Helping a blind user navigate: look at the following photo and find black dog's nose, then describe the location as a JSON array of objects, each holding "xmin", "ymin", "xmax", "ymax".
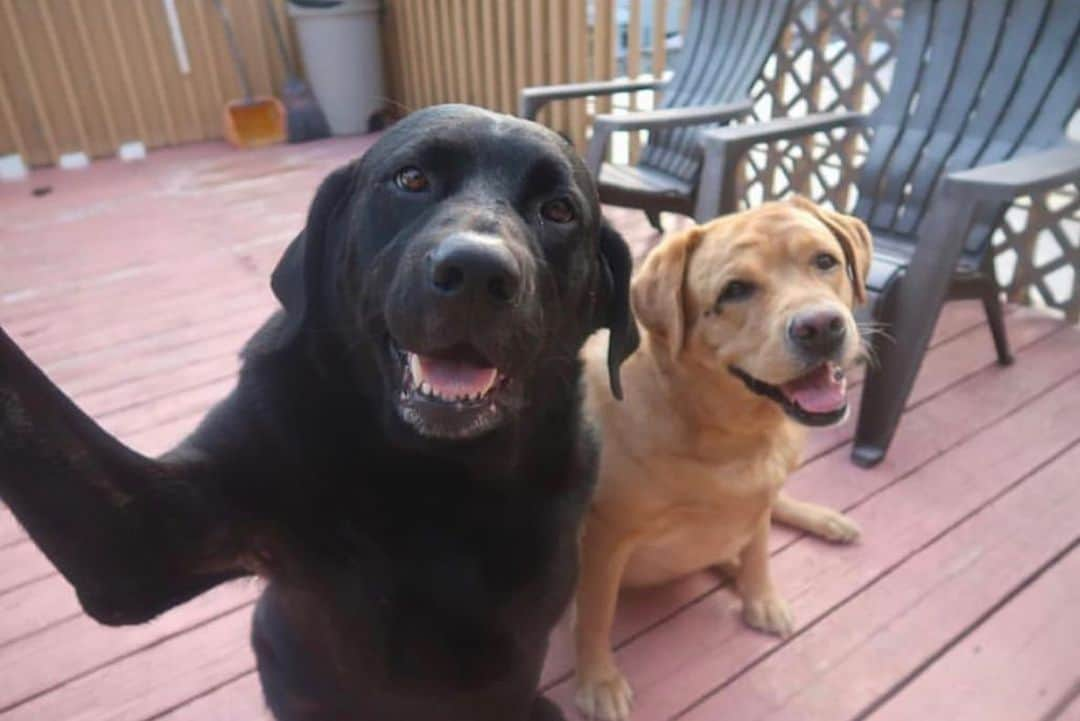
[
  {"xmin": 429, "ymin": 234, "xmax": 521, "ymax": 304},
  {"xmin": 789, "ymin": 310, "xmax": 846, "ymax": 358}
]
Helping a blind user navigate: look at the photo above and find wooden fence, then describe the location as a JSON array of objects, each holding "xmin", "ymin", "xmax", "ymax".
[
  {"xmin": 0, "ymin": 0, "xmax": 301, "ymax": 168},
  {"xmin": 383, "ymin": 0, "xmax": 692, "ymax": 159}
]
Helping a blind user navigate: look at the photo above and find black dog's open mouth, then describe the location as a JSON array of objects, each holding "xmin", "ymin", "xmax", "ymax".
[
  {"xmin": 729, "ymin": 363, "xmax": 849, "ymax": 427},
  {"xmin": 390, "ymin": 340, "xmax": 512, "ymax": 439}
]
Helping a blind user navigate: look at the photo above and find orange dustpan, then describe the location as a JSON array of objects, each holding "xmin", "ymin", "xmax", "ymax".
[{"xmin": 213, "ymin": 0, "xmax": 286, "ymax": 148}]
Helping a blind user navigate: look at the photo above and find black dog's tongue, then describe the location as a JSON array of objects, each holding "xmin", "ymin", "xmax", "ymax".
[{"xmin": 409, "ymin": 353, "xmax": 498, "ymax": 400}]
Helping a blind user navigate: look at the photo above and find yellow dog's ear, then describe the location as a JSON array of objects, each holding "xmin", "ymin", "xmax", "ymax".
[
  {"xmin": 788, "ymin": 196, "xmax": 873, "ymax": 305},
  {"xmin": 631, "ymin": 226, "xmax": 703, "ymax": 360}
]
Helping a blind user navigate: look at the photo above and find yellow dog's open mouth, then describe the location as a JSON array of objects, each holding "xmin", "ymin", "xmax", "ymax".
[{"xmin": 730, "ymin": 362, "xmax": 849, "ymax": 427}]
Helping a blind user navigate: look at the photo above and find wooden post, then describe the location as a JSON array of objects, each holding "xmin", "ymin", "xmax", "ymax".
[{"xmin": 627, "ymin": 0, "xmax": 642, "ymax": 164}]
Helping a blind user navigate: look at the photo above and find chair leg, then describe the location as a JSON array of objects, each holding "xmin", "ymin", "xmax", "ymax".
[
  {"xmin": 644, "ymin": 209, "xmax": 664, "ymax": 234},
  {"xmin": 979, "ymin": 283, "xmax": 1013, "ymax": 366},
  {"xmin": 853, "ymin": 195, "xmax": 988, "ymax": 468},
  {"xmin": 851, "ymin": 282, "xmax": 912, "ymax": 468}
]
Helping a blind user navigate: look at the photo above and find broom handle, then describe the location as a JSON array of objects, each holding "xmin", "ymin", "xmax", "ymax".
[
  {"xmin": 264, "ymin": 0, "xmax": 299, "ymax": 81},
  {"xmin": 211, "ymin": 0, "xmax": 255, "ymax": 101}
]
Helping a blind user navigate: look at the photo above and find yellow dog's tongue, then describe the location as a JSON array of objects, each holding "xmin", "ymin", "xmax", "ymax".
[{"xmin": 780, "ymin": 364, "xmax": 847, "ymax": 414}]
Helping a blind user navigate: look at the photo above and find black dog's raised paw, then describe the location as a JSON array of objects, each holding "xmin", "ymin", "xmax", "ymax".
[{"xmin": 531, "ymin": 696, "xmax": 567, "ymax": 721}]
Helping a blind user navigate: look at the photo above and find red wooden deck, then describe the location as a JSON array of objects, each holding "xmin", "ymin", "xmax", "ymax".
[{"xmin": 1, "ymin": 136, "xmax": 1078, "ymax": 721}]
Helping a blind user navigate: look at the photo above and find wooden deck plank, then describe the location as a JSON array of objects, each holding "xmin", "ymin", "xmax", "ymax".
[
  {"xmin": 34, "ymin": 306, "xmax": 266, "ymax": 387},
  {"xmin": 2, "ymin": 205, "xmax": 291, "ymax": 303},
  {"xmin": 55, "ymin": 323, "xmax": 255, "ymax": 399},
  {"xmin": 2, "ymin": 243, "xmax": 275, "ymax": 323},
  {"xmin": 2, "ymin": 248, "xmax": 274, "ymax": 330},
  {"xmin": 539, "ymin": 324, "xmax": 1080, "ymax": 693},
  {"xmin": 75, "ymin": 353, "xmax": 242, "ymax": 421},
  {"xmin": 0, "ymin": 575, "xmax": 81, "ymax": 649},
  {"xmin": 544, "ymin": 348, "xmax": 1080, "ymax": 718},
  {"xmin": 94, "ymin": 377, "xmax": 236, "ymax": 440},
  {"xmin": 154, "ymin": 672, "xmax": 267, "ymax": 721},
  {"xmin": 1, "ymin": 607, "xmax": 255, "ymax": 721},
  {"xmin": 680, "ymin": 442, "xmax": 1080, "ymax": 721},
  {"xmin": 0, "ymin": 583, "xmax": 258, "ymax": 712},
  {"xmin": 1056, "ymin": 689, "xmax": 1080, "ymax": 721},
  {"xmin": 17, "ymin": 289, "xmax": 270, "ymax": 367},
  {"xmin": 0, "ymin": 507, "xmax": 19, "ymax": 547},
  {"xmin": 0, "ymin": 145, "xmax": 373, "ymax": 299},
  {"xmin": 0, "ymin": 542, "xmax": 54, "ymax": 595},
  {"xmin": 866, "ymin": 545, "xmax": 1080, "ymax": 721}
]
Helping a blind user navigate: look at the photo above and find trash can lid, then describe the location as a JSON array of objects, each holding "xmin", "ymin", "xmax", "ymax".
[{"xmin": 286, "ymin": 0, "xmax": 380, "ymax": 18}]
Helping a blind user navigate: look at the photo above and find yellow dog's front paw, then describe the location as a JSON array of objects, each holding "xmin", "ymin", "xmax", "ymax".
[
  {"xmin": 742, "ymin": 595, "xmax": 794, "ymax": 637},
  {"xmin": 575, "ymin": 665, "xmax": 634, "ymax": 721}
]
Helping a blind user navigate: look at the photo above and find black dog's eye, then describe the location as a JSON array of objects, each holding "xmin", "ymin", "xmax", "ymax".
[
  {"xmin": 717, "ymin": 280, "xmax": 755, "ymax": 304},
  {"xmin": 540, "ymin": 198, "xmax": 576, "ymax": 224},
  {"xmin": 395, "ymin": 167, "xmax": 429, "ymax": 192},
  {"xmin": 814, "ymin": 252, "xmax": 839, "ymax": 271}
]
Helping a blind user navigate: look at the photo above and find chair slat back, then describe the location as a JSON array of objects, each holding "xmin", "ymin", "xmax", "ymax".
[
  {"xmin": 639, "ymin": 0, "xmax": 793, "ymax": 184},
  {"xmin": 854, "ymin": 0, "xmax": 1080, "ymax": 258}
]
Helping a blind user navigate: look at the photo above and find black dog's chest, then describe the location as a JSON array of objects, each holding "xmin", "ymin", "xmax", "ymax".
[
  {"xmin": 254, "ymin": 485, "xmax": 580, "ymax": 720},
  {"xmin": 341, "ymin": 483, "xmax": 576, "ymax": 624},
  {"xmin": 270, "ymin": 477, "xmax": 579, "ymax": 663}
]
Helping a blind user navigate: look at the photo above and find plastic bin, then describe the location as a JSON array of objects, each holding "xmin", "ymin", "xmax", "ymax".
[{"xmin": 287, "ymin": 0, "xmax": 384, "ymax": 135}]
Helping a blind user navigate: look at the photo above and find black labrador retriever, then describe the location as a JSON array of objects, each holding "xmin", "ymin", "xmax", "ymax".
[{"xmin": 0, "ymin": 105, "xmax": 638, "ymax": 721}]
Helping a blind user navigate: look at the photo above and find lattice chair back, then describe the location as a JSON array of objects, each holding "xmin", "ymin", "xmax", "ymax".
[
  {"xmin": 853, "ymin": 0, "xmax": 1080, "ymax": 263},
  {"xmin": 639, "ymin": 0, "xmax": 793, "ymax": 185}
]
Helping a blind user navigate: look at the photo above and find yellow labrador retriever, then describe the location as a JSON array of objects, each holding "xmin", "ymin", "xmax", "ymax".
[{"xmin": 573, "ymin": 197, "xmax": 872, "ymax": 720}]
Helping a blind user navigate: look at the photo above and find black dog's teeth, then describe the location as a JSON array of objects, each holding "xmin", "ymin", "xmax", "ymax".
[{"xmin": 412, "ymin": 379, "xmax": 499, "ymax": 404}]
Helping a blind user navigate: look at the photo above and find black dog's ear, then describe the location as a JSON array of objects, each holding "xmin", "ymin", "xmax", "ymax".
[
  {"xmin": 597, "ymin": 221, "xmax": 640, "ymax": 400},
  {"xmin": 270, "ymin": 164, "xmax": 355, "ymax": 343}
]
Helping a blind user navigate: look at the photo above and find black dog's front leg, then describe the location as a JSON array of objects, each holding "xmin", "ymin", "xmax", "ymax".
[
  {"xmin": 0, "ymin": 326, "xmax": 248, "ymax": 624},
  {"xmin": 531, "ymin": 696, "xmax": 567, "ymax": 721}
]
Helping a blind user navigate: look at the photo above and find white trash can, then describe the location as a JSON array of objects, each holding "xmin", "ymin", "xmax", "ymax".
[{"xmin": 287, "ymin": 0, "xmax": 384, "ymax": 136}]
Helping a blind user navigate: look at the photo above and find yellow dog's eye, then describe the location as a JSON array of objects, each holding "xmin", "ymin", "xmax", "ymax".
[
  {"xmin": 814, "ymin": 253, "xmax": 839, "ymax": 271},
  {"xmin": 395, "ymin": 167, "xmax": 429, "ymax": 192},
  {"xmin": 718, "ymin": 280, "xmax": 755, "ymax": 305}
]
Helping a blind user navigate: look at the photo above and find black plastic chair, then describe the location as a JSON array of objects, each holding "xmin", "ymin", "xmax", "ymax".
[
  {"xmin": 520, "ymin": 0, "xmax": 793, "ymax": 232},
  {"xmin": 694, "ymin": 0, "xmax": 1080, "ymax": 467}
]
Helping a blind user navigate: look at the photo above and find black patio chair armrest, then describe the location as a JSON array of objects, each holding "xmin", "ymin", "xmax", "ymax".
[
  {"xmin": 942, "ymin": 143, "xmax": 1080, "ymax": 203},
  {"xmin": 700, "ymin": 111, "xmax": 867, "ymax": 152},
  {"xmin": 519, "ymin": 77, "xmax": 670, "ymax": 120},
  {"xmin": 583, "ymin": 100, "xmax": 753, "ymax": 177},
  {"xmin": 592, "ymin": 99, "xmax": 754, "ymax": 132},
  {"xmin": 693, "ymin": 111, "xmax": 868, "ymax": 221}
]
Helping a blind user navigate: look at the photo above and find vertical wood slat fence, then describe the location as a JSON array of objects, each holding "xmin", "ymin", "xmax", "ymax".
[
  {"xmin": 385, "ymin": 0, "xmax": 595, "ymax": 153},
  {"xmin": 0, "ymin": 0, "xmax": 300, "ymax": 168},
  {"xmin": 383, "ymin": 0, "xmax": 680, "ymax": 161}
]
